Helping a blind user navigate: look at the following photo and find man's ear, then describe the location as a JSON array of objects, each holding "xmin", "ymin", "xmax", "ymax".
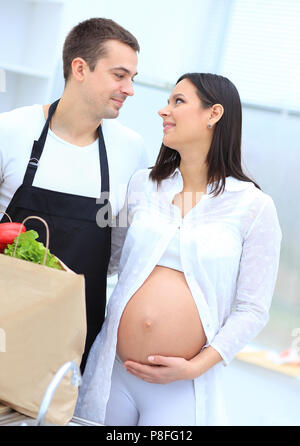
[{"xmin": 71, "ymin": 57, "xmax": 88, "ymax": 82}]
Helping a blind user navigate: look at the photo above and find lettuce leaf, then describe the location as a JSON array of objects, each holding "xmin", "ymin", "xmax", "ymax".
[{"xmin": 4, "ymin": 230, "xmax": 63, "ymax": 270}]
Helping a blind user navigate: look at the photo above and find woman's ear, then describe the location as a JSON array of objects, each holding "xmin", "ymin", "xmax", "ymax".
[{"xmin": 210, "ymin": 104, "xmax": 224, "ymax": 124}]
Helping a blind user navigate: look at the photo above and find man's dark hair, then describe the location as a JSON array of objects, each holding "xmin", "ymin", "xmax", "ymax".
[{"xmin": 63, "ymin": 18, "xmax": 140, "ymax": 82}]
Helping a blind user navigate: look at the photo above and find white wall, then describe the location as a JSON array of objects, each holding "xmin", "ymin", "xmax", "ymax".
[
  {"xmin": 59, "ymin": 0, "xmax": 223, "ymax": 85},
  {"xmin": 48, "ymin": 0, "xmax": 230, "ymax": 103}
]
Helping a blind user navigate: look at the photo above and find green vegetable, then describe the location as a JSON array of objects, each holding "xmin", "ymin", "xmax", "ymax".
[{"xmin": 4, "ymin": 230, "xmax": 63, "ymax": 270}]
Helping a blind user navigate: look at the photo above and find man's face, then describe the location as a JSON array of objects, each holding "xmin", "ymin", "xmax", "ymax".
[{"xmin": 82, "ymin": 40, "xmax": 138, "ymax": 119}]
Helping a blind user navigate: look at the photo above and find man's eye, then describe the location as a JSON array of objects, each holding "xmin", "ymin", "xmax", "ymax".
[{"xmin": 115, "ymin": 73, "xmax": 124, "ymax": 79}]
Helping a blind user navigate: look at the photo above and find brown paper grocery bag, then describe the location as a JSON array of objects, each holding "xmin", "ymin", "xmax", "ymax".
[{"xmin": 0, "ymin": 216, "xmax": 87, "ymax": 425}]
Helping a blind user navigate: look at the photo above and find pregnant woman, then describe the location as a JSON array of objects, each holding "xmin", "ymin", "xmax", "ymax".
[{"xmin": 75, "ymin": 73, "xmax": 282, "ymax": 426}]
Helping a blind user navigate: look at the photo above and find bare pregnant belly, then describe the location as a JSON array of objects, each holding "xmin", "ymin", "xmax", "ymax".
[{"xmin": 116, "ymin": 266, "xmax": 207, "ymax": 365}]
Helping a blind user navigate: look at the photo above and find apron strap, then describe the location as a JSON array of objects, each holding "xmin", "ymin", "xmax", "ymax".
[
  {"xmin": 23, "ymin": 100, "xmax": 60, "ymax": 186},
  {"xmin": 98, "ymin": 124, "xmax": 109, "ymax": 195}
]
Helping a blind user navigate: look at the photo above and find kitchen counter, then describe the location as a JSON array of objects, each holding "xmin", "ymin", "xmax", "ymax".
[
  {"xmin": 0, "ymin": 405, "xmax": 102, "ymax": 426},
  {"xmin": 235, "ymin": 348, "xmax": 300, "ymax": 378}
]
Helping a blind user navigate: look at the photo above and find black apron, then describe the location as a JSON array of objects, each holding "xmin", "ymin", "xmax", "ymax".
[{"xmin": 1, "ymin": 100, "xmax": 112, "ymax": 372}]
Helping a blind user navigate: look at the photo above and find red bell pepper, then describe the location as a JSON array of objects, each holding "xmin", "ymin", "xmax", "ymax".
[{"xmin": 0, "ymin": 222, "xmax": 26, "ymax": 253}]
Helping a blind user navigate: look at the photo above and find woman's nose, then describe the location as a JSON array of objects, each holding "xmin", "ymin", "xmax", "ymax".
[{"xmin": 158, "ymin": 105, "xmax": 170, "ymax": 117}]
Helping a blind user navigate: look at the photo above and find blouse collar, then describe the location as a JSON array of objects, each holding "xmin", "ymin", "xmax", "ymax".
[{"xmin": 169, "ymin": 168, "xmax": 253, "ymax": 193}]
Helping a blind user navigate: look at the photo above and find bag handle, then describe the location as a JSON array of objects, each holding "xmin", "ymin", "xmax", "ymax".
[
  {"xmin": 13, "ymin": 216, "xmax": 50, "ymax": 266},
  {"xmin": 0, "ymin": 211, "xmax": 12, "ymax": 222}
]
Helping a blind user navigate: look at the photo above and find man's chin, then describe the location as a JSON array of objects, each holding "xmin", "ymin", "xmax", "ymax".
[{"xmin": 103, "ymin": 108, "xmax": 120, "ymax": 119}]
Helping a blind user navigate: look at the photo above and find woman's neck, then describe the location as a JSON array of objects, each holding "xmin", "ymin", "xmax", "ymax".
[{"xmin": 179, "ymin": 153, "xmax": 208, "ymax": 193}]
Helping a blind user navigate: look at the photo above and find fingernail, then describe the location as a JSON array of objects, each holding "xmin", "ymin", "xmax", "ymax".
[{"xmin": 148, "ymin": 356, "xmax": 154, "ymax": 361}]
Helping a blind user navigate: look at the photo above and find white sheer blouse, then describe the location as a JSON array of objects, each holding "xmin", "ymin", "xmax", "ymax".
[{"xmin": 75, "ymin": 168, "xmax": 282, "ymax": 426}]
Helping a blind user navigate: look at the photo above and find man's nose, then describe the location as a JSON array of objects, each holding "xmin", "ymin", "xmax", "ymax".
[{"xmin": 121, "ymin": 79, "xmax": 134, "ymax": 97}]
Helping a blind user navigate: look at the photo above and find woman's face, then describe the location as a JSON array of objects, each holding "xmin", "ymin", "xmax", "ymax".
[{"xmin": 158, "ymin": 78, "xmax": 212, "ymax": 151}]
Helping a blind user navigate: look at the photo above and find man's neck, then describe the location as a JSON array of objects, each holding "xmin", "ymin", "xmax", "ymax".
[{"xmin": 43, "ymin": 94, "xmax": 101, "ymax": 147}]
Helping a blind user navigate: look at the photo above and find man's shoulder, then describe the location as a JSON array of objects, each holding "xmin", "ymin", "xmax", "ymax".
[
  {"xmin": 102, "ymin": 119, "xmax": 143, "ymax": 144},
  {"xmin": 0, "ymin": 104, "xmax": 43, "ymax": 133}
]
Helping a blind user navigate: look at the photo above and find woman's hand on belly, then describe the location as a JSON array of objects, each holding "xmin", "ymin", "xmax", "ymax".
[
  {"xmin": 123, "ymin": 354, "xmax": 198, "ymax": 384},
  {"xmin": 123, "ymin": 345, "xmax": 224, "ymax": 383},
  {"xmin": 124, "ymin": 346, "xmax": 224, "ymax": 383}
]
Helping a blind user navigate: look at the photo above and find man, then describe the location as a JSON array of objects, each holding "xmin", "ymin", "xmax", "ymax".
[{"xmin": 0, "ymin": 18, "xmax": 148, "ymax": 371}]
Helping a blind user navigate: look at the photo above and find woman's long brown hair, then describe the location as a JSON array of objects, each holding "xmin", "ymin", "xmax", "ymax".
[{"xmin": 149, "ymin": 73, "xmax": 260, "ymax": 195}]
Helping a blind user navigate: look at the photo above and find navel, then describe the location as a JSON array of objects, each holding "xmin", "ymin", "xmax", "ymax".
[{"xmin": 143, "ymin": 319, "xmax": 153, "ymax": 329}]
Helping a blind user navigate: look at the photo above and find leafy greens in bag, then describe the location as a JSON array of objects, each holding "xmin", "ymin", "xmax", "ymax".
[{"xmin": 4, "ymin": 230, "xmax": 63, "ymax": 270}]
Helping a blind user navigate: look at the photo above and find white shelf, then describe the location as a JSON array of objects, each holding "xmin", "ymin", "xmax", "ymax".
[
  {"xmin": 0, "ymin": 62, "xmax": 49, "ymax": 79},
  {"xmin": 0, "ymin": 0, "xmax": 65, "ymax": 112}
]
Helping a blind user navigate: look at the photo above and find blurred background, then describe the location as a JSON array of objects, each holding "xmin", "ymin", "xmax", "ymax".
[{"xmin": 0, "ymin": 0, "xmax": 299, "ymax": 425}]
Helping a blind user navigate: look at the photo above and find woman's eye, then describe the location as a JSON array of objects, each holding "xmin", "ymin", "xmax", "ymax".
[{"xmin": 175, "ymin": 98, "xmax": 184, "ymax": 104}]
